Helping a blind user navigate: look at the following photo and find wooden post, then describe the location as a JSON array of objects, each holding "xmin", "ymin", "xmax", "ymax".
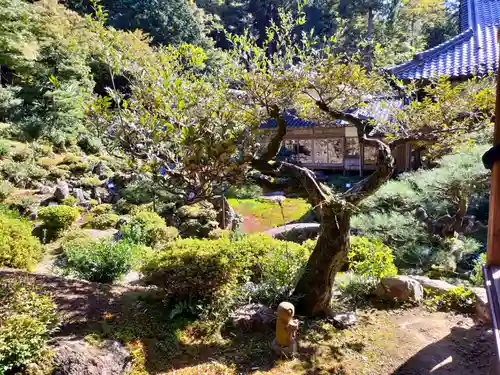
[
  {"xmin": 487, "ymin": 29, "xmax": 500, "ymax": 266},
  {"xmin": 359, "ymin": 143, "xmax": 364, "ymax": 177}
]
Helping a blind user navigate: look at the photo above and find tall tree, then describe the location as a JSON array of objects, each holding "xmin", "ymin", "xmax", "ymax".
[{"xmin": 88, "ymin": 3, "xmax": 494, "ymax": 316}]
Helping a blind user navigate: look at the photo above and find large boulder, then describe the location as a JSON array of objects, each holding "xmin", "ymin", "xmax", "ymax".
[
  {"xmin": 93, "ymin": 186, "xmax": 113, "ymax": 204},
  {"xmin": 376, "ymin": 276, "xmax": 424, "ymax": 303},
  {"xmin": 408, "ymin": 276, "xmax": 455, "ymax": 295},
  {"xmin": 54, "ymin": 182, "xmax": 70, "ymax": 202},
  {"xmin": 471, "ymin": 287, "xmax": 491, "ymax": 324},
  {"xmin": 73, "ymin": 188, "xmax": 88, "ymax": 206},
  {"xmin": 52, "ymin": 339, "xmax": 131, "ymax": 375},
  {"xmin": 228, "ymin": 303, "xmax": 275, "ymax": 332},
  {"xmin": 274, "ymin": 224, "xmax": 321, "ymax": 244}
]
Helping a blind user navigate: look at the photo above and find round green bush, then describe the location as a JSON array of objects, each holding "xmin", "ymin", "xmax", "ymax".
[
  {"xmin": 0, "ymin": 212, "xmax": 43, "ymax": 270},
  {"xmin": 89, "ymin": 213, "xmax": 120, "ymax": 229},
  {"xmin": 61, "ymin": 239, "xmax": 140, "ymax": 283},
  {"xmin": 90, "ymin": 203, "xmax": 113, "ymax": 216},
  {"xmin": 0, "ymin": 281, "xmax": 60, "ymax": 372},
  {"xmin": 142, "ymin": 234, "xmax": 311, "ymax": 305},
  {"xmin": 348, "ymin": 236, "xmax": 398, "ymax": 280},
  {"xmin": 38, "ymin": 205, "xmax": 79, "ymax": 232},
  {"xmin": 61, "ymin": 195, "xmax": 77, "ymax": 207},
  {"xmin": 121, "ymin": 211, "xmax": 178, "ymax": 248},
  {"xmin": 77, "ymin": 134, "xmax": 102, "ymax": 155}
]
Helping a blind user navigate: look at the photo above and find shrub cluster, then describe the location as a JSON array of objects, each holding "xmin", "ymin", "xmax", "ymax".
[
  {"xmin": 89, "ymin": 213, "xmax": 120, "ymax": 229},
  {"xmin": 38, "ymin": 205, "xmax": 79, "ymax": 237},
  {"xmin": 348, "ymin": 236, "xmax": 398, "ymax": 280},
  {"xmin": 142, "ymin": 234, "xmax": 312, "ymax": 328},
  {"xmin": 121, "ymin": 211, "xmax": 178, "ymax": 248},
  {"xmin": 0, "ymin": 280, "xmax": 60, "ymax": 373},
  {"xmin": 60, "ymin": 238, "xmax": 146, "ymax": 283},
  {"xmin": 0, "ymin": 210, "xmax": 43, "ymax": 270},
  {"xmin": 176, "ymin": 201, "xmax": 219, "ymax": 238}
]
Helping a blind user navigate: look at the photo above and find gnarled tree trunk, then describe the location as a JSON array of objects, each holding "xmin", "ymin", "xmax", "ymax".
[
  {"xmin": 292, "ymin": 202, "xmax": 351, "ymax": 315},
  {"xmin": 252, "ymin": 104, "xmax": 395, "ymax": 316}
]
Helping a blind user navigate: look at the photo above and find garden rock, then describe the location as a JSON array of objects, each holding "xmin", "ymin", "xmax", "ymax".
[
  {"xmin": 229, "ymin": 303, "xmax": 275, "ymax": 332},
  {"xmin": 211, "ymin": 195, "xmax": 238, "ymax": 230},
  {"xmin": 93, "ymin": 161, "xmax": 106, "ymax": 177},
  {"xmin": 93, "ymin": 186, "xmax": 113, "ymax": 204},
  {"xmin": 471, "ymin": 287, "xmax": 491, "ymax": 324},
  {"xmin": 54, "ymin": 182, "xmax": 70, "ymax": 202},
  {"xmin": 274, "ymin": 224, "xmax": 320, "ymax": 244},
  {"xmin": 376, "ymin": 276, "xmax": 424, "ymax": 302},
  {"xmin": 74, "ymin": 188, "xmax": 88, "ymax": 205},
  {"xmin": 332, "ymin": 312, "xmax": 357, "ymax": 329},
  {"xmin": 52, "ymin": 338, "xmax": 131, "ymax": 375},
  {"xmin": 116, "ymin": 216, "xmax": 131, "ymax": 228},
  {"xmin": 409, "ymin": 276, "xmax": 455, "ymax": 295},
  {"xmin": 37, "ymin": 184, "xmax": 55, "ymax": 195}
]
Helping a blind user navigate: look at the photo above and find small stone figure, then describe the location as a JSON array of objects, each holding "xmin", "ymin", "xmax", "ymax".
[{"xmin": 272, "ymin": 301, "xmax": 299, "ymax": 357}]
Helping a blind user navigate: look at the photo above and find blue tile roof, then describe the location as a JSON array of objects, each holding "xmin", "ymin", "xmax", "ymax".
[
  {"xmin": 387, "ymin": 0, "xmax": 500, "ymax": 81},
  {"xmin": 261, "ymin": 99, "xmax": 403, "ymax": 129}
]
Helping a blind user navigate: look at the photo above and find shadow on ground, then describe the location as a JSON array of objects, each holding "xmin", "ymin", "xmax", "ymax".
[
  {"xmin": 0, "ymin": 268, "xmax": 293, "ymax": 374},
  {"xmin": 392, "ymin": 324, "xmax": 496, "ymax": 375}
]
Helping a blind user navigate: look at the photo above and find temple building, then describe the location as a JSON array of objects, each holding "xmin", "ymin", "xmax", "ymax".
[{"xmin": 266, "ymin": 0, "xmax": 500, "ymax": 175}]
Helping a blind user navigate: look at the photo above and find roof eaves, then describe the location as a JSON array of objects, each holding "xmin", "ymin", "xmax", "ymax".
[{"xmin": 386, "ymin": 28, "xmax": 474, "ymax": 77}]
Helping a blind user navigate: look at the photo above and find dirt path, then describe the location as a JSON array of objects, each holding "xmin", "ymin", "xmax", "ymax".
[{"xmin": 0, "ymin": 268, "xmax": 496, "ymax": 374}]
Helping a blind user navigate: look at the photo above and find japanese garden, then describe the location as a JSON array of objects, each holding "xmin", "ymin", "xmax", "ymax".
[{"xmin": 0, "ymin": 0, "xmax": 499, "ymax": 374}]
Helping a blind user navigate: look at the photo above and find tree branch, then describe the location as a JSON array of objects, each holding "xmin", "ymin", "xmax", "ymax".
[
  {"xmin": 252, "ymin": 159, "xmax": 329, "ymax": 208},
  {"xmin": 315, "ymin": 100, "xmax": 395, "ymax": 205},
  {"xmin": 259, "ymin": 105, "xmax": 287, "ymax": 162}
]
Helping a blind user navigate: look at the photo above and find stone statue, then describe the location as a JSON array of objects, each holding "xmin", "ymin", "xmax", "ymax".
[{"xmin": 272, "ymin": 301, "xmax": 299, "ymax": 357}]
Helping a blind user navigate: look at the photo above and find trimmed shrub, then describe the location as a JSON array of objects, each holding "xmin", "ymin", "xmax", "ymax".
[
  {"xmin": 0, "ymin": 180, "xmax": 14, "ymax": 202},
  {"xmin": 208, "ymin": 228, "xmax": 230, "ymax": 239},
  {"xmin": 38, "ymin": 206, "xmax": 79, "ymax": 233},
  {"xmin": 59, "ymin": 154, "xmax": 81, "ymax": 165},
  {"xmin": 142, "ymin": 234, "xmax": 311, "ymax": 321},
  {"xmin": 226, "ymin": 184, "xmax": 263, "ymax": 199},
  {"xmin": 122, "ymin": 179, "xmax": 155, "ymax": 204},
  {"xmin": 12, "ymin": 147, "xmax": 32, "ymax": 162},
  {"xmin": 48, "ymin": 167, "xmax": 69, "ymax": 180},
  {"xmin": 77, "ymin": 134, "xmax": 102, "ymax": 155},
  {"xmin": 61, "ymin": 195, "xmax": 78, "ymax": 207},
  {"xmin": 68, "ymin": 161, "xmax": 89, "ymax": 173},
  {"xmin": 0, "ymin": 161, "xmax": 49, "ymax": 187},
  {"xmin": 36, "ymin": 157, "xmax": 59, "ymax": 169},
  {"xmin": 352, "ymin": 212, "xmax": 437, "ymax": 269},
  {"xmin": 60, "ymin": 239, "xmax": 141, "ymax": 283},
  {"xmin": 425, "ymin": 286, "xmax": 476, "ymax": 313},
  {"xmin": 177, "ymin": 201, "xmax": 219, "ymax": 238},
  {"xmin": 79, "ymin": 176, "xmax": 102, "ymax": 188},
  {"xmin": 348, "ymin": 236, "xmax": 398, "ymax": 280},
  {"xmin": 0, "ymin": 280, "xmax": 60, "ymax": 372},
  {"xmin": 89, "ymin": 213, "xmax": 120, "ymax": 229},
  {"xmin": 121, "ymin": 211, "xmax": 178, "ymax": 248},
  {"xmin": 90, "ymin": 203, "xmax": 113, "ymax": 216},
  {"xmin": 60, "ymin": 228, "xmax": 92, "ymax": 248},
  {"xmin": 0, "ymin": 212, "xmax": 43, "ymax": 270},
  {"xmin": 0, "ymin": 140, "xmax": 9, "ymax": 157}
]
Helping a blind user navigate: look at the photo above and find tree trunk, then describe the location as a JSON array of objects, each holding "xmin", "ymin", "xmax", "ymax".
[
  {"xmin": 292, "ymin": 202, "xmax": 351, "ymax": 316},
  {"xmin": 367, "ymin": 6, "xmax": 374, "ymax": 70}
]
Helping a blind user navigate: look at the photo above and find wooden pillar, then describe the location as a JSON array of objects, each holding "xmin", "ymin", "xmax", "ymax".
[
  {"xmin": 342, "ymin": 136, "xmax": 347, "ymax": 176},
  {"xmin": 359, "ymin": 143, "xmax": 364, "ymax": 177},
  {"xmin": 405, "ymin": 143, "xmax": 412, "ymax": 172},
  {"xmin": 486, "ymin": 32, "xmax": 500, "ymax": 266}
]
